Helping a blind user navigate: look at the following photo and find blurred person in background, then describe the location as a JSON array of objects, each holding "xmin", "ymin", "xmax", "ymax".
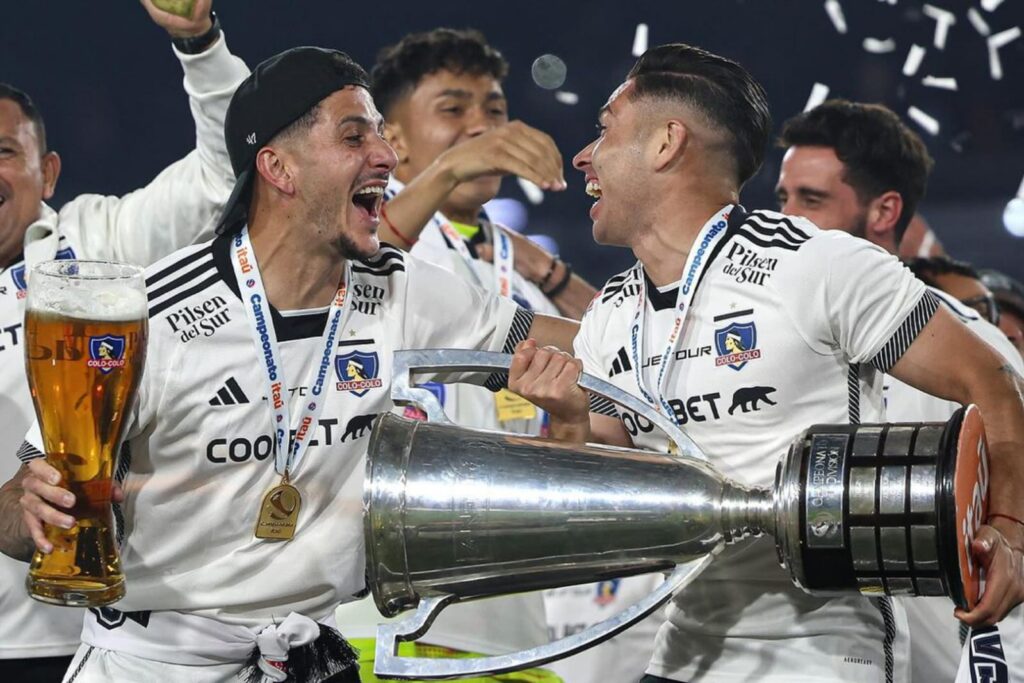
[
  {"xmin": 0, "ymin": 1, "xmax": 247, "ymax": 679},
  {"xmin": 980, "ymin": 268, "xmax": 1024, "ymax": 356},
  {"xmin": 778, "ymin": 101, "xmax": 1024, "ymax": 683}
]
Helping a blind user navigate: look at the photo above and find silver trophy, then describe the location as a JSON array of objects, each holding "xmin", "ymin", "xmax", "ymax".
[{"xmin": 364, "ymin": 350, "xmax": 990, "ymax": 680}]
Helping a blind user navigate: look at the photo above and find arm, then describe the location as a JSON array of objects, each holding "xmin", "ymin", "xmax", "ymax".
[
  {"xmin": 380, "ymin": 121, "xmax": 565, "ymax": 248},
  {"xmin": 889, "ymin": 306, "xmax": 1024, "ymax": 626},
  {"xmin": 63, "ymin": 0, "xmax": 249, "ymax": 266}
]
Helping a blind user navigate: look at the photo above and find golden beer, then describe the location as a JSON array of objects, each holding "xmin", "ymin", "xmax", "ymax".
[{"xmin": 24, "ymin": 260, "xmax": 147, "ymax": 607}]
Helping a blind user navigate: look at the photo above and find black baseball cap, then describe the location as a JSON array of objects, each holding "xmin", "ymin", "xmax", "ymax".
[{"xmin": 214, "ymin": 46, "xmax": 371, "ymax": 235}]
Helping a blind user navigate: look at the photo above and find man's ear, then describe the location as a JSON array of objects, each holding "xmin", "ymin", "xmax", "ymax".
[
  {"xmin": 40, "ymin": 151, "xmax": 61, "ymax": 201},
  {"xmin": 384, "ymin": 121, "xmax": 408, "ymax": 164},
  {"xmin": 652, "ymin": 119, "xmax": 688, "ymax": 172},
  {"xmin": 866, "ymin": 190, "xmax": 903, "ymax": 245},
  {"xmin": 254, "ymin": 146, "xmax": 296, "ymax": 196}
]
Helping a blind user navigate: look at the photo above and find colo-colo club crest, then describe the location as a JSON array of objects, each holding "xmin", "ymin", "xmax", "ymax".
[
  {"xmin": 87, "ymin": 335, "xmax": 127, "ymax": 374},
  {"xmin": 714, "ymin": 321, "xmax": 761, "ymax": 371},
  {"xmin": 335, "ymin": 350, "xmax": 383, "ymax": 396}
]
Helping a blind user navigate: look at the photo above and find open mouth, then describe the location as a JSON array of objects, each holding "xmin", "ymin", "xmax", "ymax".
[
  {"xmin": 352, "ymin": 185, "xmax": 384, "ymax": 220},
  {"xmin": 585, "ymin": 180, "xmax": 602, "ymax": 199}
]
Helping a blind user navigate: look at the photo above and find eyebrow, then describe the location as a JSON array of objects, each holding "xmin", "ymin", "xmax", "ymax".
[
  {"xmin": 0, "ymin": 136, "xmax": 21, "ymax": 146},
  {"xmin": 434, "ymin": 89, "xmax": 506, "ymax": 103}
]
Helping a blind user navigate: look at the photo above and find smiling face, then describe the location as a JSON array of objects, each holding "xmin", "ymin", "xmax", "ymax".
[
  {"xmin": 572, "ymin": 80, "xmax": 650, "ymax": 247},
  {"xmin": 775, "ymin": 145, "xmax": 870, "ymax": 239},
  {"xmin": 388, "ymin": 69, "xmax": 508, "ymax": 216},
  {"xmin": 279, "ymin": 86, "xmax": 397, "ymax": 259},
  {"xmin": 0, "ymin": 98, "xmax": 60, "ymax": 265}
]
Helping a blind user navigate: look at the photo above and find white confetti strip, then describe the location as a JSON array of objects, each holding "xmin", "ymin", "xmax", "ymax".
[
  {"xmin": 824, "ymin": 0, "xmax": 848, "ymax": 34},
  {"xmin": 922, "ymin": 75, "xmax": 958, "ymax": 90},
  {"xmin": 967, "ymin": 8, "xmax": 991, "ymax": 36},
  {"xmin": 902, "ymin": 44, "xmax": 927, "ymax": 76},
  {"xmin": 988, "ymin": 43, "xmax": 1004, "ymax": 80},
  {"xmin": 517, "ymin": 177, "xmax": 544, "ymax": 205},
  {"xmin": 922, "ymin": 5, "xmax": 956, "ymax": 49},
  {"xmin": 632, "ymin": 23, "xmax": 649, "ymax": 57},
  {"xmin": 981, "ymin": 0, "xmax": 1005, "ymax": 11},
  {"xmin": 989, "ymin": 26, "xmax": 1021, "ymax": 49},
  {"xmin": 908, "ymin": 106, "xmax": 940, "ymax": 135},
  {"xmin": 554, "ymin": 91, "xmax": 579, "ymax": 105},
  {"xmin": 863, "ymin": 37, "xmax": 896, "ymax": 53},
  {"xmin": 803, "ymin": 82, "xmax": 831, "ymax": 112},
  {"xmin": 1018, "ymin": 172, "xmax": 1024, "ymax": 199}
]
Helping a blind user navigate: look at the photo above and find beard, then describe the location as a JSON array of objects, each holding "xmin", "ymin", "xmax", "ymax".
[
  {"xmin": 845, "ymin": 209, "xmax": 869, "ymax": 239},
  {"xmin": 305, "ymin": 187, "xmax": 379, "ymax": 261}
]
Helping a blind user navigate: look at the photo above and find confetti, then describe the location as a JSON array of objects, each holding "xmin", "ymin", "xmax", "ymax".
[
  {"xmin": 922, "ymin": 75, "xmax": 958, "ymax": 90},
  {"xmin": 981, "ymin": 0, "xmax": 1005, "ymax": 11},
  {"xmin": 1004, "ymin": 197, "xmax": 1024, "ymax": 237},
  {"xmin": 922, "ymin": 5, "xmax": 956, "ymax": 50},
  {"xmin": 908, "ymin": 106, "xmax": 940, "ymax": 135},
  {"xmin": 989, "ymin": 26, "xmax": 1021, "ymax": 50},
  {"xmin": 902, "ymin": 44, "xmax": 927, "ymax": 76},
  {"xmin": 554, "ymin": 91, "xmax": 579, "ymax": 105},
  {"xmin": 863, "ymin": 37, "xmax": 897, "ymax": 53},
  {"xmin": 804, "ymin": 83, "xmax": 831, "ymax": 112},
  {"xmin": 824, "ymin": 0, "xmax": 848, "ymax": 34},
  {"xmin": 632, "ymin": 24, "xmax": 649, "ymax": 57},
  {"xmin": 989, "ymin": 43, "xmax": 1005, "ymax": 80},
  {"xmin": 967, "ymin": 8, "xmax": 991, "ymax": 36},
  {"xmin": 531, "ymin": 55, "xmax": 567, "ymax": 90},
  {"xmin": 517, "ymin": 177, "xmax": 544, "ymax": 205}
]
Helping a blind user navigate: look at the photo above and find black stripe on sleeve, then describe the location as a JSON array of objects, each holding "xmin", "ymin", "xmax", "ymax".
[
  {"xmin": 16, "ymin": 441, "xmax": 44, "ymax": 463},
  {"xmin": 589, "ymin": 394, "xmax": 619, "ymax": 417},
  {"xmin": 869, "ymin": 290, "xmax": 941, "ymax": 373},
  {"xmin": 145, "ymin": 245, "xmax": 213, "ymax": 288},
  {"xmin": 149, "ymin": 273, "xmax": 222, "ymax": 318},
  {"xmin": 484, "ymin": 307, "xmax": 535, "ymax": 392}
]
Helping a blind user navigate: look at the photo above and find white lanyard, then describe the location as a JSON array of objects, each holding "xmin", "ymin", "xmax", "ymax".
[
  {"xmin": 630, "ymin": 207, "xmax": 731, "ymax": 423},
  {"xmin": 436, "ymin": 217, "xmax": 515, "ymax": 297},
  {"xmin": 230, "ymin": 226, "xmax": 351, "ymax": 478}
]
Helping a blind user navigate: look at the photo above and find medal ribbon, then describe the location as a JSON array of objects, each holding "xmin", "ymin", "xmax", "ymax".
[
  {"xmin": 630, "ymin": 207, "xmax": 731, "ymax": 423},
  {"xmin": 437, "ymin": 218, "xmax": 515, "ymax": 297},
  {"xmin": 231, "ymin": 226, "xmax": 351, "ymax": 478}
]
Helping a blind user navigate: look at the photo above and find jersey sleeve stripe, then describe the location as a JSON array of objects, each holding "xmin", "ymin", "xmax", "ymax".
[
  {"xmin": 16, "ymin": 441, "xmax": 44, "ymax": 463},
  {"xmin": 748, "ymin": 212, "xmax": 812, "ymax": 241},
  {"xmin": 146, "ymin": 259, "xmax": 216, "ymax": 303},
  {"xmin": 732, "ymin": 228, "xmax": 802, "ymax": 252},
  {"xmin": 351, "ymin": 263, "xmax": 406, "ymax": 277},
  {"xmin": 145, "ymin": 245, "xmax": 214, "ymax": 287},
  {"xmin": 589, "ymin": 394, "xmax": 619, "ymax": 417},
  {"xmin": 869, "ymin": 290, "xmax": 941, "ymax": 373},
  {"xmin": 483, "ymin": 307, "xmax": 535, "ymax": 392},
  {"xmin": 743, "ymin": 216, "xmax": 809, "ymax": 247},
  {"xmin": 149, "ymin": 272, "xmax": 222, "ymax": 318}
]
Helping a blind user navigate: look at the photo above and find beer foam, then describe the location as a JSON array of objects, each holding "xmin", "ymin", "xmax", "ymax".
[{"xmin": 29, "ymin": 285, "xmax": 147, "ymax": 321}]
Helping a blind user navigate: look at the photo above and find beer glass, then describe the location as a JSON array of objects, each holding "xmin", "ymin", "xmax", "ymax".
[{"xmin": 24, "ymin": 260, "xmax": 148, "ymax": 607}]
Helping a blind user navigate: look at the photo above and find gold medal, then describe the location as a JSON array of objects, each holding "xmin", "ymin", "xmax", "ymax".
[{"xmin": 255, "ymin": 477, "xmax": 302, "ymax": 541}]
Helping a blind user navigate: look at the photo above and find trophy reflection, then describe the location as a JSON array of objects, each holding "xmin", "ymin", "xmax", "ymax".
[{"xmin": 24, "ymin": 260, "xmax": 148, "ymax": 607}]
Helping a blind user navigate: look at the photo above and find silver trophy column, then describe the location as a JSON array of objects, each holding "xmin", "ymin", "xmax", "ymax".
[{"xmin": 364, "ymin": 350, "xmax": 989, "ymax": 680}]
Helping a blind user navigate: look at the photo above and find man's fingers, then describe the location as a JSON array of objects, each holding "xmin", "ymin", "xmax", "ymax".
[
  {"xmin": 27, "ymin": 458, "xmax": 62, "ymax": 486},
  {"xmin": 22, "ymin": 509, "xmax": 52, "ymax": 554},
  {"xmin": 112, "ymin": 482, "xmax": 126, "ymax": 504},
  {"xmin": 22, "ymin": 474, "xmax": 74, "ymax": 510},
  {"xmin": 20, "ymin": 491, "xmax": 75, "ymax": 531},
  {"xmin": 509, "ymin": 339, "xmax": 539, "ymax": 386}
]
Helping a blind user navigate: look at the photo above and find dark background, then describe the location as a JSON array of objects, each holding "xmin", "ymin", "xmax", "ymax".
[{"xmin": 4, "ymin": 0, "xmax": 1022, "ymax": 284}]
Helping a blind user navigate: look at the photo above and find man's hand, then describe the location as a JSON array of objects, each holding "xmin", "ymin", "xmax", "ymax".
[
  {"xmin": 956, "ymin": 516, "xmax": 1024, "ymax": 626},
  {"xmin": 140, "ymin": 0, "xmax": 213, "ymax": 39},
  {"xmin": 21, "ymin": 459, "xmax": 124, "ymax": 555},
  {"xmin": 508, "ymin": 339, "xmax": 590, "ymax": 441},
  {"xmin": 434, "ymin": 121, "xmax": 566, "ymax": 192}
]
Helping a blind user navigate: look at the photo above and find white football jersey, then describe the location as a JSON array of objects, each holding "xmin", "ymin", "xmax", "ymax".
[
  {"xmin": 577, "ymin": 207, "xmax": 934, "ymax": 682},
  {"xmin": 0, "ymin": 36, "xmax": 248, "ymax": 660},
  {"xmin": 22, "ymin": 234, "xmax": 529, "ymax": 641},
  {"xmin": 884, "ymin": 289, "xmax": 1024, "ymax": 683}
]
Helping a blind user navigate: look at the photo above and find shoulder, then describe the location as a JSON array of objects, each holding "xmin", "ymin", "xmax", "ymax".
[
  {"xmin": 732, "ymin": 209, "xmax": 818, "ymax": 252},
  {"xmin": 352, "ymin": 243, "xmax": 406, "ymax": 278},
  {"xmin": 146, "ymin": 240, "xmax": 220, "ymax": 319},
  {"xmin": 595, "ymin": 266, "xmax": 642, "ymax": 309}
]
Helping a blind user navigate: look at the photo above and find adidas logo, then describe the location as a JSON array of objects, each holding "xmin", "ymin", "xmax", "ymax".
[
  {"xmin": 609, "ymin": 347, "xmax": 632, "ymax": 377},
  {"xmin": 209, "ymin": 377, "xmax": 250, "ymax": 406}
]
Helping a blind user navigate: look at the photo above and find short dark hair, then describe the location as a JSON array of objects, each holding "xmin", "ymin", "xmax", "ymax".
[
  {"xmin": 371, "ymin": 28, "xmax": 508, "ymax": 119},
  {"xmin": 625, "ymin": 44, "xmax": 771, "ymax": 187},
  {"xmin": 0, "ymin": 83, "xmax": 48, "ymax": 154},
  {"xmin": 905, "ymin": 256, "xmax": 980, "ymax": 288},
  {"xmin": 779, "ymin": 100, "xmax": 933, "ymax": 245}
]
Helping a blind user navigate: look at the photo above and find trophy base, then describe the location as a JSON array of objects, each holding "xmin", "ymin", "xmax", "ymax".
[{"xmin": 27, "ymin": 576, "xmax": 125, "ymax": 608}]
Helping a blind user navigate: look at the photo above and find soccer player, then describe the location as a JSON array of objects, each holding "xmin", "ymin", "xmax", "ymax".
[
  {"xmin": 8, "ymin": 45, "xmax": 577, "ymax": 682},
  {"xmin": 507, "ymin": 44, "xmax": 1024, "ymax": 683},
  {"xmin": 777, "ymin": 101, "xmax": 1024, "ymax": 683},
  {"xmin": 0, "ymin": 1, "xmax": 247, "ymax": 679}
]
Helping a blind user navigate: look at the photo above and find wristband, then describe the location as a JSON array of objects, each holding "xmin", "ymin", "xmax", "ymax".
[
  {"xmin": 380, "ymin": 204, "xmax": 417, "ymax": 248},
  {"xmin": 171, "ymin": 12, "xmax": 221, "ymax": 55},
  {"xmin": 544, "ymin": 261, "xmax": 573, "ymax": 298}
]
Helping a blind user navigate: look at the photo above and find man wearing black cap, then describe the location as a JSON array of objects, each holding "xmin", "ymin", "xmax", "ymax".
[{"xmin": 7, "ymin": 46, "xmax": 578, "ymax": 682}]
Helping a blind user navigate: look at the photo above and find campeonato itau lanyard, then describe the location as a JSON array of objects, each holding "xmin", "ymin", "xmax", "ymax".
[{"xmin": 630, "ymin": 207, "xmax": 731, "ymax": 425}]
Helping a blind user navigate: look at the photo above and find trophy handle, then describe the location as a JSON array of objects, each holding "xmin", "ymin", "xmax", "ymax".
[
  {"xmin": 373, "ymin": 555, "xmax": 714, "ymax": 680},
  {"xmin": 391, "ymin": 349, "xmax": 706, "ymax": 462}
]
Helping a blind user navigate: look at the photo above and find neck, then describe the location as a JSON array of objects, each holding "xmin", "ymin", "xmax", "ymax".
[
  {"xmin": 247, "ymin": 211, "xmax": 346, "ymax": 312},
  {"xmin": 633, "ymin": 186, "xmax": 737, "ymax": 287}
]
